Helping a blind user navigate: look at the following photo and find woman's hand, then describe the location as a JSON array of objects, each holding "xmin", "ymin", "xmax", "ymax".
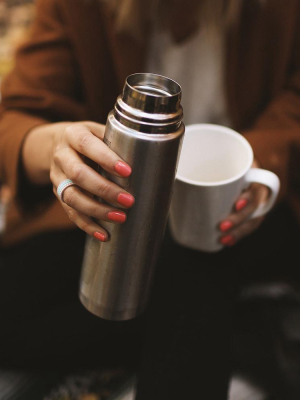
[
  {"xmin": 218, "ymin": 160, "xmax": 269, "ymax": 246},
  {"xmin": 22, "ymin": 121, "xmax": 134, "ymax": 241}
]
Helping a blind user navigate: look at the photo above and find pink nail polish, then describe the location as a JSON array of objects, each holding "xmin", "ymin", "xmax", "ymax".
[
  {"xmin": 114, "ymin": 161, "xmax": 132, "ymax": 177},
  {"xmin": 117, "ymin": 193, "xmax": 135, "ymax": 207},
  {"xmin": 107, "ymin": 211, "xmax": 127, "ymax": 223},
  {"xmin": 93, "ymin": 232, "xmax": 106, "ymax": 242},
  {"xmin": 220, "ymin": 235, "xmax": 235, "ymax": 246},
  {"xmin": 219, "ymin": 220, "xmax": 233, "ymax": 232},
  {"xmin": 235, "ymin": 198, "xmax": 248, "ymax": 211}
]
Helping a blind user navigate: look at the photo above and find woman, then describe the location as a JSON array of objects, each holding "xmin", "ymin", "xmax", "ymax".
[{"xmin": 0, "ymin": 0, "xmax": 300, "ymax": 398}]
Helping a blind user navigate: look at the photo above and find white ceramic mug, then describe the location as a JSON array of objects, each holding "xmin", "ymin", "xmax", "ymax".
[{"xmin": 169, "ymin": 124, "xmax": 280, "ymax": 252}]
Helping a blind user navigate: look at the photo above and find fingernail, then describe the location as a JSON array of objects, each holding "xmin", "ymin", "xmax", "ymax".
[
  {"xmin": 114, "ymin": 161, "xmax": 132, "ymax": 177},
  {"xmin": 220, "ymin": 235, "xmax": 235, "ymax": 246},
  {"xmin": 117, "ymin": 193, "xmax": 135, "ymax": 207},
  {"xmin": 235, "ymin": 198, "xmax": 248, "ymax": 211},
  {"xmin": 93, "ymin": 232, "xmax": 106, "ymax": 242},
  {"xmin": 107, "ymin": 211, "xmax": 127, "ymax": 223},
  {"xmin": 219, "ymin": 220, "xmax": 233, "ymax": 232}
]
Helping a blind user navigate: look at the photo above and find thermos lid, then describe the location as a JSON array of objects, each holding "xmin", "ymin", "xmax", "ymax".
[{"xmin": 115, "ymin": 73, "xmax": 183, "ymax": 133}]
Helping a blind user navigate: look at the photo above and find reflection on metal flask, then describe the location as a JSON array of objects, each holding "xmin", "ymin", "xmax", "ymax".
[{"xmin": 79, "ymin": 73, "xmax": 184, "ymax": 321}]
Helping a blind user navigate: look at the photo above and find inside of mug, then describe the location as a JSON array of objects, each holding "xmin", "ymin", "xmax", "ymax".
[{"xmin": 177, "ymin": 125, "xmax": 253, "ymax": 184}]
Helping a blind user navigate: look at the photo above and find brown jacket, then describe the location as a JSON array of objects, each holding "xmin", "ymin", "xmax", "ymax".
[{"xmin": 1, "ymin": 0, "xmax": 300, "ymax": 246}]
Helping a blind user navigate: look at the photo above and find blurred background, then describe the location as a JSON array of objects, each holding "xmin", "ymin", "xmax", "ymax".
[
  {"xmin": 0, "ymin": 0, "xmax": 35, "ymax": 236},
  {"xmin": 0, "ymin": 0, "xmax": 35, "ymax": 84}
]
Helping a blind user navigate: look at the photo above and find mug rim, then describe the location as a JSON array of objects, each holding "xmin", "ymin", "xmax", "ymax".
[{"xmin": 176, "ymin": 123, "xmax": 254, "ymax": 187}]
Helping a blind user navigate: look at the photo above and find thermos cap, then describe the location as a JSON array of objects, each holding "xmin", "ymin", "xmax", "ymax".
[{"xmin": 115, "ymin": 73, "xmax": 183, "ymax": 133}]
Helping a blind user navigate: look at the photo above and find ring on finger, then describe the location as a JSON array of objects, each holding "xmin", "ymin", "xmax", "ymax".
[{"xmin": 57, "ymin": 179, "xmax": 77, "ymax": 203}]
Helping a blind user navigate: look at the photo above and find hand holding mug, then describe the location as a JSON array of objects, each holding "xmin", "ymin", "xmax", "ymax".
[
  {"xmin": 169, "ymin": 124, "xmax": 280, "ymax": 252},
  {"xmin": 219, "ymin": 159, "xmax": 270, "ymax": 246}
]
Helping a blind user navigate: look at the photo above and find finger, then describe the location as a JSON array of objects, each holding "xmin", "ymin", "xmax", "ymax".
[
  {"xmin": 62, "ymin": 203, "xmax": 109, "ymax": 241},
  {"xmin": 52, "ymin": 169, "xmax": 109, "ymax": 240},
  {"xmin": 81, "ymin": 121, "xmax": 106, "ymax": 140},
  {"xmin": 53, "ymin": 178, "xmax": 127, "ymax": 224},
  {"xmin": 65, "ymin": 124, "xmax": 132, "ymax": 177},
  {"xmin": 53, "ymin": 147, "xmax": 135, "ymax": 209},
  {"xmin": 220, "ymin": 216, "xmax": 264, "ymax": 247},
  {"xmin": 235, "ymin": 183, "xmax": 269, "ymax": 212},
  {"xmin": 219, "ymin": 190, "xmax": 256, "ymax": 233},
  {"xmin": 219, "ymin": 184, "xmax": 269, "ymax": 233}
]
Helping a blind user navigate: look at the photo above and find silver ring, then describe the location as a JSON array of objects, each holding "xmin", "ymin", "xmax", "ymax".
[{"xmin": 57, "ymin": 179, "xmax": 76, "ymax": 202}]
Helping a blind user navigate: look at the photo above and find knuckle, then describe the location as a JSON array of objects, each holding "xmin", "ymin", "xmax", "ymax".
[
  {"xmin": 240, "ymin": 221, "xmax": 255, "ymax": 237},
  {"xmin": 64, "ymin": 124, "xmax": 75, "ymax": 139},
  {"xmin": 251, "ymin": 192, "xmax": 261, "ymax": 207},
  {"xmin": 67, "ymin": 208, "xmax": 76, "ymax": 222},
  {"xmin": 236, "ymin": 202, "xmax": 256, "ymax": 219},
  {"xmin": 77, "ymin": 130, "xmax": 92, "ymax": 153},
  {"xmin": 230, "ymin": 213, "xmax": 244, "ymax": 227},
  {"xmin": 243, "ymin": 187, "xmax": 254, "ymax": 200},
  {"xmin": 100, "ymin": 148, "xmax": 112, "ymax": 167},
  {"xmin": 77, "ymin": 218, "xmax": 91, "ymax": 233},
  {"xmin": 63, "ymin": 187, "xmax": 76, "ymax": 207},
  {"xmin": 80, "ymin": 221, "xmax": 90, "ymax": 233},
  {"xmin": 52, "ymin": 147, "xmax": 62, "ymax": 165},
  {"xmin": 89, "ymin": 203, "xmax": 101, "ymax": 219},
  {"xmin": 98, "ymin": 180, "xmax": 111, "ymax": 198},
  {"xmin": 252, "ymin": 182, "xmax": 262, "ymax": 191},
  {"xmin": 69, "ymin": 163, "xmax": 84, "ymax": 182}
]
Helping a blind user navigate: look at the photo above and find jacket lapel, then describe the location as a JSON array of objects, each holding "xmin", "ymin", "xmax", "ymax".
[{"xmin": 225, "ymin": 0, "xmax": 284, "ymax": 131}]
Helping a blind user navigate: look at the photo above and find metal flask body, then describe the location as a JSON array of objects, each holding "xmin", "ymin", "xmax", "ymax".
[{"xmin": 79, "ymin": 73, "xmax": 184, "ymax": 321}]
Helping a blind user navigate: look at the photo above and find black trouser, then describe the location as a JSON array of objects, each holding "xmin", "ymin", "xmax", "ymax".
[
  {"xmin": 136, "ymin": 227, "xmax": 239, "ymax": 399},
  {"xmin": 136, "ymin": 203, "xmax": 300, "ymax": 400},
  {"xmin": 0, "ymin": 203, "xmax": 299, "ymax": 399},
  {"xmin": 0, "ymin": 229, "xmax": 145, "ymax": 371}
]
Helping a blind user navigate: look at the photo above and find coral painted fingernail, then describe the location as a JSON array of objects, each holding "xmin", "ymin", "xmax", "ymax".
[
  {"xmin": 114, "ymin": 161, "xmax": 132, "ymax": 177},
  {"xmin": 117, "ymin": 193, "xmax": 135, "ymax": 207},
  {"xmin": 220, "ymin": 235, "xmax": 235, "ymax": 246},
  {"xmin": 235, "ymin": 198, "xmax": 248, "ymax": 211},
  {"xmin": 219, "ymin": 220, "xmax": 233, "ymax": 232},
  {"xmin": 93, "ymin": 232, "xmax": 106, "ymax": 242},
  {"xmin": 107, "ymin": 211, "xmax": 127, "ymax": 223}
]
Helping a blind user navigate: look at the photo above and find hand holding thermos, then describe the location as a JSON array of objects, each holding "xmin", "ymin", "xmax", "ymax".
[{"xmin": 79, "ymin": 73, "xmax": 184, "ymax": 321}]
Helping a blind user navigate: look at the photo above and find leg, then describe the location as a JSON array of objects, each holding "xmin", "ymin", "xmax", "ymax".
[
  {"xmin": 0, "ymin": 229, "xmax": 144, "ymax": 370},
  {"xmin": 232, "ymin": 203, "xmax": 300, "ymax": 399},
  {"xmin": 136, "ymin": 228, "xmax": 239, "ymax": 400}
]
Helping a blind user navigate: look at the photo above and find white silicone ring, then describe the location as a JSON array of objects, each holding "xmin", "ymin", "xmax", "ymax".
[{"xmin": 57, "ymin": 179, "xmax": 76, "ymax": 202}]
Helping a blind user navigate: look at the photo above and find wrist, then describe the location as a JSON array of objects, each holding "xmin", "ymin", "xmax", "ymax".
[{"xmin": 22, "ymin": 123, "xmax": 55, "ymax": 185}]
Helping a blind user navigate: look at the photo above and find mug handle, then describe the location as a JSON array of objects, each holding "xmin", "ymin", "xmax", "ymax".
[{"xmin": 243, "ymin": 168, "xmax": 280, "ymax": 219}]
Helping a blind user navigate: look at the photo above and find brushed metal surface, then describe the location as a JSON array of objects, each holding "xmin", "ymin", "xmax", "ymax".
[{"xmin": 79, "ymin": 73, "xmax": 184, "ymax": 320}]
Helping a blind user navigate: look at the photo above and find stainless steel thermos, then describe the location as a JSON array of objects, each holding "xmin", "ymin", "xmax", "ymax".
[{"xmin": 79, "ymin": 73, "xmax": 184, "ymax": 321}]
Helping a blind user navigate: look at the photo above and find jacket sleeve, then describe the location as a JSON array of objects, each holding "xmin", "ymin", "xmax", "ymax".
[
  {"xmin": 0, "ymin": 0, "xmax": 87, "ymax": 205},
  {"xmin": 243, "ymin": 71, "xmax": 300, "ymax": 200},
  {"xmin": 242, "ymin": 15, "xmax": 300, "ymax": 201}
]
